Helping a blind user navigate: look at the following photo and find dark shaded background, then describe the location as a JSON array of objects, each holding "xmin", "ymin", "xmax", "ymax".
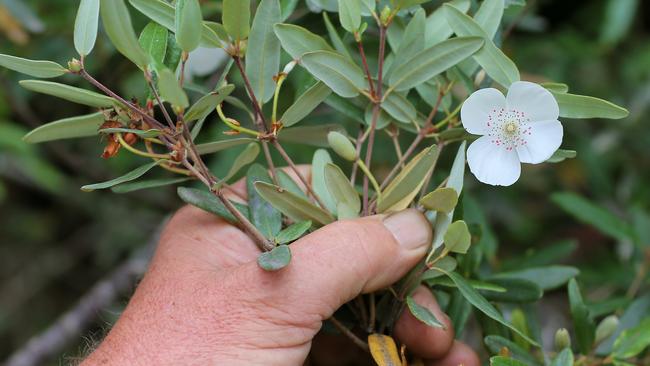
[{"xmin": 0, "ymin": 0, "xmax": 648, "ymax": 364}]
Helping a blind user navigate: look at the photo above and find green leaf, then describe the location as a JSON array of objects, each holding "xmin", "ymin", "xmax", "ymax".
[
  {"xmin": 338, "ymin": 0, "xmax": 361, "ymax": 33},
  {"xmin": 568, "ymin": 278, "xmax": 596, "ymax": 354},
  {"xmin": 325, "ymin": 163, "xmax": 360, "ymax": 218},
  {"xmin": 112, "ymin": 177, "xmax": 192, "ymax": 193},
  {"xmin": 81, "ymin": 161, "xmax": 163, "ymax": 192},
  {"xmin": 427, "ymin": 277, "xmax": 507, "ymax": 293},
  {"xmin": 279, "ymin": 124, "xmax": 348, "ymax": 147},
  {"xmin": 444, "ymin": 220, "xmax": 471, "ymax": 254},
  {"xmin": 175, "ymin": 0, "xmax": 202, "ymax": 52},
  {"xmin": 430, "ymin": 141, "xmax": 466, "ymax": 253},
  {"xmin": 312, "ymin": 149, "xmax": 337, "ymax": 214},
  {"xmin": 406, "ymin": 295, "xmax": 445, "ymax": 328},
  {"xmin": 196, "ymin": 137, "xmax": 257, "ymax": 155},
  {"xmin": 23, "ymin": 112, "xmax": 105, "ymax": 143},
  {"xmin": 274, "ymin": 23, "xmax": 333, "ymax": 60},
  {"xmin": 19, "ymin": 80, "xmax": 115, "ymax": 108},
  {"xmin": 551, "ymin": 192, "xmax": 634, "ymax": 242},
  {"xmin": 422, "ymin": 257, "xmax": 457, "ymax": 280},
  {"xmin": 491, "ymin": 265, "xmax": 579, "ymax": 291},
  {"xmin": 443, "ymin": 4, "xmax": 520, "ymax": 87},
  {"xmin": 490, "ymin": 356, "xmax": 528, "ymax": 366},
  {"xmin": 276, "ymin": 170, "xmax": 306, "ymax": 198},
  {"xmin": 482, "ymin": 278, "xmax": 543, "ymax": 303},
  {"xmin": 247, "ymin": 164, "xmax": 282, "ymax": 239},
  {"xmin": 612, "ymin": 317, "xmax": 650, "ymax": 359},
  {"xmin": 219, "ymin": 143, "xmax": 260, "ymax": 184},
  {"xmin": 437, "ymin": 270, "xmax": 539, "ymax": 347},
  {"xmin": 0, "ymin": 53, "xmax": 67, "ymax": 78},
  {"xmin": 323, "ymin": 12, "xmax": 352, "ymax": 59},
  {"xmin": 425, "ymin": 0, "xmax": 471, "ymax": 47},
  {"xmin": 382, "ymin": 92, "xmax": 417, "ymax": 124},
  {"xmin": 392, "ymin": 0, "xmax": 428, "ymax": 10},
  {"xmin": 420, "ymin": 187, "xmax": 459, "ymax": 213},
  {"xmin": 600, "ymin": 0, "xmax": 638, "ymax": 46},
  {"xmin": 550, "ymin": 348, "xmax": 574, "ymax": 366},
  {"xmin": 257, "ymin": 245, "xmax": 292, "ymax": 271},
  {"xmin": 550, "ymin": 92, "xmax": 629, "ymax": 119},
  {"xmin": 223, "ymin": 0, "xmax": 250, "ymax": 41},
  {"xmin": 546, "ymin": 149, "xmax": 577, "ymax": 163},
  {"xmin": 281, "ymin": 82, "xmax": 332, "ymax": 127},
  {"xmin": 389, "ymin": 37, "xmax": 483, "ymax": 91},
  {"xmin": 325, "ymin": 94, "xmax": 365, "ymax": 124},
  {"xmin": 177, "ymin": 187, "xmax": 249, "ymax": 223},
  {"xmin": 474, "ymin": 0, "xmax": 505, "ymax": 40},
  {"xmin": 139, "ymin": 22, "xmax": 169, "ymax": 66},
  {"xmin": 99, "ymin": 128, "xmax": 162, "ymax": 138},
  {"xmin": 158, "ymin": 67, "xmax": 189, "ymax": 109},
  {"xmin": 129, "ymin": 0, "xmax": 222, "ymax": 48},
  {"xmin": 542, "ymin": 82, "xmax": 569, "ymax": 93},
  {"xmin": 484, "ymin": 335, "xmax": 541, "ymax": 366},
  {"xmin": 597, "ymin": 294, "xmax": 650, "ymax": 355},
  {"xmin": 385, "ymin": 9, "xmax": 426, "ymax": 81},
  {"xmin": 254, "ymin": 182, "xmax": 334, "ymax": 226},
  {"xmin": 185, "ymin": 84, "xmax": 235, "ymax": 122},
  {"xmin": 280, "ymin": 0, "xmax": 299, "ymax": 20},
  {"xmin": 246, "ymin": 0, "xmax": 281, "ymax": 104},
  {"xmin": 100, "ymin": 0, "xmax": 150, "ymax": 68},
  {"xmin": 378, "ymin": 145, "xmax": 439, "ymax": 213},
  {"xmin": 275, "ymin": 220, "xmax": 312, "ymax": 244},
  {"xmin": 74, "ymin": 0, "xmax": 100, "ymax": 56},
  {"xmin": 301, "ymin": 51, "xmax": 366, "ymax": 98}
]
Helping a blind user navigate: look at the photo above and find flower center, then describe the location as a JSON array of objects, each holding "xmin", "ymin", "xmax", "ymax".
[{"xmin": 486, "ymin": 108, "xmax": 532, "ymax": 151}]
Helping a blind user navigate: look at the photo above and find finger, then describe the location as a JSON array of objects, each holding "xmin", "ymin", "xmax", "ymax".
[
  {"xmin": 239, "ymin": 209, "xmax": 432, "ymax": 318},
  {"xmin": 226, "ymin": 164, "xmax": 312, "ymax": 201},
  {"xmin": 425, "ymin": 341, "xmax": 480, "ymax": 366},
  {"xmin": 394, "ymin": 286, "xmax": 454, "ymax": 359}
]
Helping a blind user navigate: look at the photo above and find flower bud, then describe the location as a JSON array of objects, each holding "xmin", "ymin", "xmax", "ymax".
[
  {"xmin": 380, "ymin": 6, "xmax": 392, "ymax": 26},
  {"xmin": 554, "ymin": 328, "xmax": 571, "ymax": 351},
  {"xmin": 68, "ymin": 58, "xmax": 82, "ymax": 73},
  {"xmin": 595, "ymin": 315, "xmax": 619, "ymax": 344},
  {"xmin": 327, "ymin": 131, "xmax": 356, "ymax": 161}
]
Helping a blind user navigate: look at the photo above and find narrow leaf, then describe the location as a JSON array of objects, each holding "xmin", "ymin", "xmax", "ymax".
[
  {"xmin": 112, "ymin": 177, "xmax": 192, "ymax": 193},
  {"xmin": 275, "ymin": 220, "xmax": 312, "ymax": 244},
  {"xmin": 19, "ymin": 80, "xmax": 115, "ymax": 108},
  {"xmin": 389, "ymin": 37, "xmax": 484, "ymax": 91},
  {"xmin": 100, "ymin": 0, "xmax": 150, "ymax": 68},
  {"xmin": 281, "ymin": 82, "xmax": 332, "ymax": 127},
  {"xmin": 220, "ymin": 143, "xmax": 260, "ymax": 184},
  {"xmin": 247, "ymin": 163, "xmax": 282, "ymax": 239},
  {"xmin": 325, "ymin": 163, "xmax": 360, "ymax": 217},
  {"xmin": 81, "ymin": 161, "xmax": 162, "ymax": 191},
  {"xmin": 612, "ymin": 317, "xmax": 650, "ymax": 359},
  {"xmin": 185, "ymin": 84, "xmax": 235, "ymax": 122},
  {"xmin": 196, "ymin": 138, "xmax": 256, "ymax": 155},
  {"xmin": 551, "ymin": 92, "xmax": 629, "ymax": 119},
  {"xmin": 568, "ymin": 278, "xmax": 596, "ymax": 354},
  {"xmin": 474, "ymin": 0, "xmax": 505, "ymax": 40},
  {"xmin": 139, "ymin": 22, "xmax": 169, "ymax": 65},
  {"xmin": 158, "ymin": 67, "xmax": 189, "ymax": 108},
  {"xmin": 338, "ymin": 0, "xmax": 361, "ymax": 33},
  {"xmin": 23, "ymin": 112, "xmax": 105, "ymax": 143},
  {"xmin": 546, "ymin": 149, "xmax": 577, "ymax": 163},
  {"xmin": 484, "ymin": 335, "xmax": 541, "ymax": 366},
  {"xmin": 246, "ymin": 0, "xmax": 281, "ymax": 103},
  {"xmin": 550, "ymin": 348, "xmax": 574, "ymax": 366},
  {"xmin": 274, "ymin": 23, "xmax": 333, "ymax": 60},
  {"xmin": 177, "ymin": 187, "xmax": 249, "ymax": 223},
  {"xmin": 254, "ymin": 182, "xmax": 334, "ymax": 226},
  {"xmin": 0, "ymin": 53, "xmax": 67, "ymax": 78},
  {"xmin": 312, "ymin": 149, "xmax": 337, "ymax": 213},
  {"xmin": 301, "ymin": 51, "xmax": 366, "ymax": 98},
  {"xmin": 382, "ymin": 92, "xmax": 417, "ymax": 123},
  {"xmin": 425, "ymin": 0, "xmax": 471, "ymax": 47},
  {"xmin": 279, "ymin": 124, "xmax": 348, "ymax": 147},
  {"xmin": 491, "ymin": 265, "xmax": 579, "ymax": 291},
  {"xmin": 74, "ymin": 0, "xmax": 100, "ymax": 56},
  {"xmin": 175, "ymin": 0, "xmax": 202, "ymax": 52},
  {"xmin": 406, "ymin": 295, "xmax": 445, "ymax": 328},
  {"xmin": 368, "ymin": 334, "xmax": 402, "ymax": 366}
]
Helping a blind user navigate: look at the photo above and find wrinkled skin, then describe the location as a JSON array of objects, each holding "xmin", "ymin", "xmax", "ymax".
[{"xmin": 83, "ymin": 167, "xmax": 479, "ymax": 366}]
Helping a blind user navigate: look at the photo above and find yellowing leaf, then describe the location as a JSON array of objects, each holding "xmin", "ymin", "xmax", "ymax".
[{"xmin": 368, "ymin": 334, "xmax": 403, "ymax": 366}]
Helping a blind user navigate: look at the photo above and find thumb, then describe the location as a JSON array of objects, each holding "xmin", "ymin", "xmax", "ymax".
[{"xmin": 241, "ymin": 209, "xmax": 432, "ymax": 318}]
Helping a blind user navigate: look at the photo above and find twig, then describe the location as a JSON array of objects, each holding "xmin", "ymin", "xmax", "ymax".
[
  {"xmin": 232, "ymin": 56, "xmax": 269, "ymax": 133},
  {"xmin": 4, "ymin": 227, "xmax": 161, "ymax": 366},
  {"xmin": 356, "ymin": 39, "xmax": 376, "ymax": 98},
  {"xmin": 145, "ymin": 72, "xmax": 176, "ymax": 129},
  {"xmin": 329, "ymin": 317, "xmax": 369, "ymax": 352}
]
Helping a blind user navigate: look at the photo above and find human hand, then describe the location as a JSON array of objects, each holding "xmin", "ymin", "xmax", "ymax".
[{"xmin": 83, "ymin": 168, "xmax": 479, "ymax": 366}]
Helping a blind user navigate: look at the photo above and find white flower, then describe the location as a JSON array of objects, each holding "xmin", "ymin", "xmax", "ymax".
[{"xmin": 461, "ymin": 81, "xmax": 564, "ymax": 186}]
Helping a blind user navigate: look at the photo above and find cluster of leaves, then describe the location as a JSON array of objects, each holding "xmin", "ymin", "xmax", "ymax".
[{"xmin": 0, "ymin": 0, "xmax": 647, "ymax": 365}]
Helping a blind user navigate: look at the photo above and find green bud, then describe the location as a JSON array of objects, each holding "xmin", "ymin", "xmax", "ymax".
[
  {"xmin": 379, "ymin": 6, "xmax": 391, "ymax": 26},
  {"xmin": 595, "ymin": 315, "xmax": 619, "ymax": 344},
  {"xmin": 327, "ymin": 131, "xmax": 356, "ymax": 161},
  {"xmin": 554, "ymin": 328, "xmax": 571, "ymax": 351},
  {"xmin": 67, "ymin": 58, "xmax": 82, "ymax": 73}
]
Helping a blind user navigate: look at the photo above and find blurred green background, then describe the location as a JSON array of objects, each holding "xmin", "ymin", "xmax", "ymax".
[{"xmin": 0, "ymin": 0, "xmax": 648, "ymax": 364}]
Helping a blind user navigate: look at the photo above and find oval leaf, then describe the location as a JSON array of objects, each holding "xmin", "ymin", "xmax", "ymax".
[
  {"xmin": 0, "ymin": 53, "xmax": 67, "ymax": 78},
  {"xmin": 301, "ymin": 50, "xmax": 366, "ymax": 98},
  {"xmin": 177, "ymin": 186, "xmax": 249, "ymax": 223},
  {"xmin": 257, "ymin": 245, "xmax": 292, "ymax": 271},
  {"xmin": 247, "ymin": 163, "xmax": 282, "ymax": 239},
  {"xmin": 74, "ymin": 0, "xmax": 100, "ymax": 56},
  {"xmin": 444, "ymin": 220, "xmax": 471, "ymax": 254},
  {"xmin": 175, "ymin": 0, "xmax": 203, "ymax": 52},
  {"xmin": 420, "ymin": 187, "xmax": 459, "ymax": 213},
  {"xmin": 274, "ymin": 23, "xmax": 333, "ymax": 60},
  {"xmin": 325, "ymin": 163, "xmax": 360, "ymax": 217},
  {"xmin": 368, "ymin": 334, "xmax": 402, "ymax": 366},
  {"xmin": 406, "ymin": 295, "xmax": 445, "ymax": 329},
  {"xmin": 100, "ymin": 0, "xmax": 150, "ymax": 68},
  {"xmin": 158, "ymin": 67, "xmax": 188, "ymax": 108},
  {"xmin": 223, "ymin": 0, "xmax": 250, "ymax": 41},
  {"xmin": 246, "ymin": 0, "xmax": 281, "ymax": 104},
  {"xmin": 275, "ymin": 220, "xmax": 312, "ymax": 244}
]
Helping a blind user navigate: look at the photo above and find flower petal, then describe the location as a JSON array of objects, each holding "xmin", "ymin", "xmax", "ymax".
[
  {"xmin": 461, "ymin": 88, "xmax": 506, "ymax": 135},
  {"xmin": 506, "ymin": 81, "xmax": 559, "ymax": 122},
  {"xmin": 516, "ymin": 119, "xmax": 564, "ymax": 164},
  {"xmin": 467, "ymin": 136, "xmax": 521, "ymax": 186}
]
